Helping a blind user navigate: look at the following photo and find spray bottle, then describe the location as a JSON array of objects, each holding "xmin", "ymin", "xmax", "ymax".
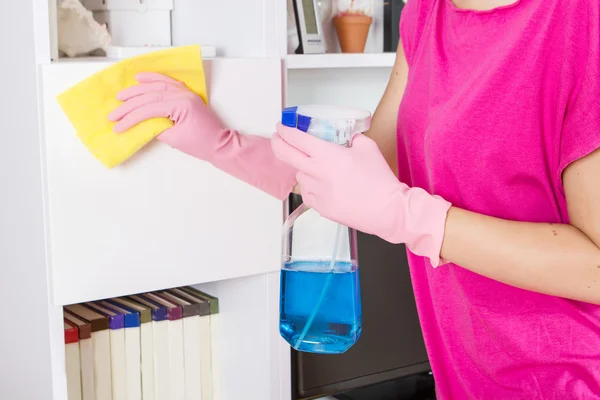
[{"xmin": 279, "ymin": 105, "xmax": 371, "ymax": 354}]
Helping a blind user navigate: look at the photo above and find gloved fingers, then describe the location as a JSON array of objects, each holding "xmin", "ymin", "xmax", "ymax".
[
  {"xmin": 275, "ymin": 122, "xmax": 331, "ymax": 158},
  {"xmin": 117, "ymin": 81, "xmax": 186, "ymax": 101},
  {"xmin": 271, "ymin": 132, "xmax": 315, "ymax": 173},
  {"xmin": 135, "ymin": 72, "xmax": 187, "ymax": 87},
  {"xmin": 295, "ymin": 173, "xmax": 322, "ymax": 209},
  {"xmin": 112, "ymin": 100, "xmax": 180, "ymax": 133},
  {"xmin": 108, "ymin": 92, "xmax": 188, "ymax": 122},
  {"xmin": 350, "ymin": 134, "xmax": 387, "ymax": 160},
  {"xmin": 295, "ymin": 172, "xmax": 320, "ymax": 192},
  {"xmin": 297, "ymin": 182, "xmax": 318, "ymax": 208}
]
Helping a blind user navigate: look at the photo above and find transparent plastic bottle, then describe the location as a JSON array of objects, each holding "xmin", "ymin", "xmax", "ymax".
[{"xmin": 278, "ymin": 105, "xmax": 371, "ymax": 354}]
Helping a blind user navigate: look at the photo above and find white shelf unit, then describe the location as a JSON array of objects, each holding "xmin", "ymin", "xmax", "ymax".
[
  {"xmin": 283, "ymin": 0, "xmax": 394, "ymax": 116},
  {"xmin": 41, "ymin": 58, "xmax": 283, "ymax": 306},
  {"xmin": 286, "ymin": 53, "xmax": 396, "ymax": 69},
  {"xmin": 40, "ymin": 44, "xmax": 291, "ymax": 400},
  {"xmin": 3, "ymin": 0, "xmax": 394, "ymax": 399}
]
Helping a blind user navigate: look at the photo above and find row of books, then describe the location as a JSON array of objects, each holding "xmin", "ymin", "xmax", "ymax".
[{"xmin": 63, "ymin": 286, "xmax": 220, "ymax": 400}]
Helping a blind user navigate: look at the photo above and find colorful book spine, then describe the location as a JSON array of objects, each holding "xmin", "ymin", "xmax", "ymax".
[
  {"xmin": 129, "ymin": 294, "xmax": 170, "ymax": 400},
  {"xmin": 103, "ymin": 300, "xmax": 142, "ymax": 400},
  {"xmin": 84, "ymin": 302, "xmax": 126, "ymax": 400},
  {"xmin": 169, "ymin": 288, "xmax": 213, "ymax": 400},
  {"xmin": 111, "ymin": 297, "xmax": 154, "ymax": 400},
  {"xmin": 64, "ymin": 320, "xmax": 82, "ymax": 400},
  {"xmin": 64, "ymin": 304, "xmax": 112, "ymax": 400},
  {"xmin": 154, "ymin": 290, "xmax": 205, "ymax": 400},
  {"xmin": 64, "ymin": 312, "xmax": 93, "ymax": 400},
  {"xmin": 142, "ymin": 292, "xmax": 185, "ymax": 400},
  {"xmin": 181, "ymin": 286, "xmax": 221, "ymax": 400}
]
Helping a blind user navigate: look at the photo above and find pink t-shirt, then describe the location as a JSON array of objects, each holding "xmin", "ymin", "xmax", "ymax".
[{"xmin": 397, "ymin": 0, "xmax": 600, "ymax": 398}]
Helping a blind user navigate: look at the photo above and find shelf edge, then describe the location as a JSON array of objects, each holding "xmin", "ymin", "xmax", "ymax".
[{"xmin": 286, "ymin": 53, "xmax": 396, "ymax": 70}]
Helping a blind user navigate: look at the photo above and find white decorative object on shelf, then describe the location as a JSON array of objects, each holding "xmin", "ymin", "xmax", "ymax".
[
  {"xmin": 57, "ymin": 0, "xmax": 112, "ymax": 58},
  {"xmin": 82, "ymin": 0, "xmax": 174, "ymax": 47},
  {"xmin": 286, "ymin": 52, "xmax": 395, "ymax": 69}
]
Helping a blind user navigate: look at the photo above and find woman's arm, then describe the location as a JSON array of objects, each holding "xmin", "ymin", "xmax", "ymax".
[
  {"xmin": 441, "ymin": 148, "xmax": 600, "ymax": 305},
  {"xmin": 364, "ymin": 40, "xmax": 409, "ymax": 177}
]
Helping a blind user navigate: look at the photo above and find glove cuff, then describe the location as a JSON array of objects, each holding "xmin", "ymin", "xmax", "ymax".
[{"xmin": 384, "ymin": 186, "xmax": 452, "ymax": 267}]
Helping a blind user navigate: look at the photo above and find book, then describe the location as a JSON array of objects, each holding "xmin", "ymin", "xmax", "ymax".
[
  {"xmin": 141, "ymin": 292, "xmax": 185, "ymax": 400},
  {"xmin": 128, "ymin": 294, "xmax": 170, "ymax": 400},
  {"xmin": 64, "ymin": 304, "xmax": 112, "ymax": 400},
  {"xmin": 102, "ymin": 300, "xmax": 142, "ymax": 400},
  {"xmin": 181, "ymin": 286, "xmax": 221, "ymax": 400},
  {"xmin": 111, "ymin": 297, "xmax": 155, "ymax": 400},
  {"xmin": 64, "ymin": 312, "xmax": 93, "ymax": 400},
  {"xmin": 169, "ymin": 288, "xmax": 213, "ymax": 400},
  {"xmin": 158, "ymin": 289, "xmax": 211, "ymax": 400},
  {"xmin": 64, "ymin": 320, "xmax": 82, "ymax": 400},
  {"xmin": 84, "ymin": 302, "xmax": 126, "ymax": 400}
]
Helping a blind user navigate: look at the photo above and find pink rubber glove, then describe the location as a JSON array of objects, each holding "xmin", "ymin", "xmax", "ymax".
[
  {"xmin": 271, "ymin": 123, "xmax": 452, "ymax": 267},
  {"xmin": 107, "ymin": 72, "xmax": 297, "ymax": 200}
]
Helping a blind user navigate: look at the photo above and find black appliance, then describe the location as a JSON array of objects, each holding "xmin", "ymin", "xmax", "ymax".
[{"xmin": 384, "ymin": 0, "xmax": 406, "ymax": 52}]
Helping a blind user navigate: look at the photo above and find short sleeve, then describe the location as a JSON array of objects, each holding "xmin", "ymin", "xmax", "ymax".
[
  {"xmin": 558, "ymin": 3, "xmax": 600, "ymax": 183},
  {"xmin": 399, "ymin": 0, "xmax": 434, "ymax": 65}
]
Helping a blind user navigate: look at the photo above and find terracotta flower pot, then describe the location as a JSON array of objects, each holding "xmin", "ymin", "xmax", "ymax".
[{"xmin": 333, "ymin": 14, "xmax": 373, "ymax": 53}]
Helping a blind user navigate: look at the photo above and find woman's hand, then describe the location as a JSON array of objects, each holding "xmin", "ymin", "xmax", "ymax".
[
  {"xmin": 271, "ymin": 123, "xmax": 452, "ymax": 266},
  {"xmin": 108, "ymin": 73, "xmax": 299, "ymax": 200},
  {"xmin": 108, "ymin": 72, "xmax": 225, "ymax": 162}
]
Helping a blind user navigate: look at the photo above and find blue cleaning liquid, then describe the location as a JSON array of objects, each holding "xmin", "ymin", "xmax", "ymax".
[{"xmin": 279, "ymin": 260, "xmax": 362, "ymax": 354}]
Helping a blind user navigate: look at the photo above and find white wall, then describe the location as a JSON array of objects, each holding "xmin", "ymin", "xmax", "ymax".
[
  {"xmin": 0, "ymin": 0, "xmax": 53, "ymax": 398},
  {"xmin": 171, "ymin": 0, "xmax": 276, "ymax": 57},
  {"xmin": 287, "ymin": 68, "xmax": 391, "ymax": 112}
]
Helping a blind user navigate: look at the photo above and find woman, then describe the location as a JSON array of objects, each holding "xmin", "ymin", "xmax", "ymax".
[{"xmin": 108, "ymin": 0, "xmax": 600, "ymax": 397}]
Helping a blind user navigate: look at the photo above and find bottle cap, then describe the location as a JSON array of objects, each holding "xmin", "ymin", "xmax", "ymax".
[{"xmin": 281, "ymin": 105, "xmax": 371, "ymax": 145}]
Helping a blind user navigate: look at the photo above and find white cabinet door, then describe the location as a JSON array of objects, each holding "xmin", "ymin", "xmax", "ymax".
[{"xmin": 41, "ymin": 58, "xmax": 284, "ymax": 305}]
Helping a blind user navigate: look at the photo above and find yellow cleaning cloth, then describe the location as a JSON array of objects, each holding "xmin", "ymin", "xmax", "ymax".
[{"xmin": 57, "ymin": 45, "xmax": 208, "ymax": 168}]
